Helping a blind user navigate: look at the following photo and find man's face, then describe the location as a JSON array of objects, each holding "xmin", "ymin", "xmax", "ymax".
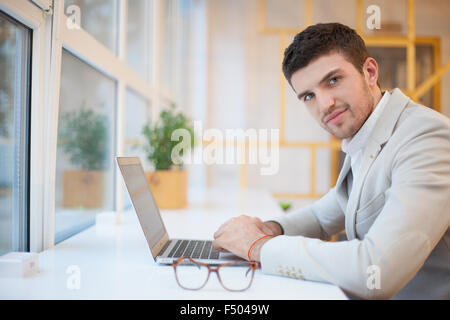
[{"xmin": 290, "ymin": 52, "xmax": 376, "ymax": 140}]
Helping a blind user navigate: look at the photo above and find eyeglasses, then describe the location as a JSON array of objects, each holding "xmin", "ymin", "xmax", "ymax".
[{"xmin": 172, "ymin": 256, "xmax": 260, "ymax": 292}]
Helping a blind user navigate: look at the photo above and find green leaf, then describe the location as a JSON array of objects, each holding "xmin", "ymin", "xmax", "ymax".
[
  {"xmin": 279, "ymin": 201, "xmax": 292, "ymax": 211},
  {"xmin": 141, "ymin": 105, "xmax": 195, "ymax": 170}
]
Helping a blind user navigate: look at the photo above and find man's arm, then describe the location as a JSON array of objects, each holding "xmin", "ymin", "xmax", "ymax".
[
  {"xmin": 260, "ymin": 117, "xmax": 450, "ymax": 299},
  {"xmin": 246, "ymin": 189, "xmax": 347, "ymax": 260},
  {"xmin": 270, "ymin": 186, "xmax": 346, "ymax": 240},
  {"xmin": 212, "ymin": 186, "xmax": 346, "ymax": 260}
]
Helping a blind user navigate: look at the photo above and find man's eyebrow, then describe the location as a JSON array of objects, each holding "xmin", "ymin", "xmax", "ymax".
[{"xmin": 296, "ymin": 68, "xmax": 342, "ymax": 100}]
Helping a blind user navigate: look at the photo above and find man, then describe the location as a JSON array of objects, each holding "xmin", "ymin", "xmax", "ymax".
[{"xmin": 212, "ymin": 23, "xmax": 450, "ymax": 299}]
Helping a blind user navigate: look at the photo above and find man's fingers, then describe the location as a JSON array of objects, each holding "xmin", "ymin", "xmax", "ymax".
[
  {"xmin": 213, "ymin": 216, "xmax": 239, "ymax": 239},
  {"xmin": 213, "ymin": 229, "xmax": 221, "ymax": 239},
  {"xmin": 212, "ymin": 239, "xmax": 228, "ymax": 252},
  {"xmin": 213, "ymin": 221, "xmax": 228, "ymax": 239}
]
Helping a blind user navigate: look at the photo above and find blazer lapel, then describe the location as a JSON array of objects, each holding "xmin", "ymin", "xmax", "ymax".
[
  {"xmin": 334, "ymin": 153, "xmax": 352, "ymax": 209},
  {"xmin": 345, "ymin": 140, "xmax": 381, "ymax": 239},
  {"xmin": 345, "ymin": 88, "xmax": 410, "ymax": 240},
  {"xmin": 335, "ymin": 154, "xmax": 351, "ymax": 191}
]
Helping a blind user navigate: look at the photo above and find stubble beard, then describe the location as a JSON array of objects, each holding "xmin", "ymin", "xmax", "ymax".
[{"xmin": 326, "ymin": 80, "xmax": 374, "ymax": 140}]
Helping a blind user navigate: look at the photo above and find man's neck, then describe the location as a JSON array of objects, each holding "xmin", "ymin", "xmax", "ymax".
[
  {"xmin": 346, "ymin": 87, "xmax": 384, "ymax": 143},
  {"xmin": 371, "ymin": 88, "xmax": 383, "ymax": 113}
]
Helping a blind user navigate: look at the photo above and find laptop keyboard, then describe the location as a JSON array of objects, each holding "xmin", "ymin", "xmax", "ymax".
[{"xmin": 166, "ymin": 240, "xmax": 220, "ymax": 260}]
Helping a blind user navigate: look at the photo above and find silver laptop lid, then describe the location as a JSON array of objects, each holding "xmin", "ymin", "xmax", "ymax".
[{"xmin": 117, "ymin": 157, "xmax": 169, "ymax": 259}]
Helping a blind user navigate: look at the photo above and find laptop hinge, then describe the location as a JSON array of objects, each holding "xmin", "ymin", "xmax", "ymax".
[{"xmin": 151, "ymin": 233, "xmax": 169, "ymax": 258}]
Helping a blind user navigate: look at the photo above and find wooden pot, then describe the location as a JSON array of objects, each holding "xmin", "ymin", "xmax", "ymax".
[
  {"xmin": 145, "ymin": 170, "xmax": 187, "ymax": 209},
  {"xmin": 63, "ymin": 170, "xmax": 104, "ymax": 208}
]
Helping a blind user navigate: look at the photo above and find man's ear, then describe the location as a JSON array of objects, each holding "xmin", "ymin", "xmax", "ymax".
[{"xmin": 363, "ymin": 57, "xmax": 379, "ymax": 88}]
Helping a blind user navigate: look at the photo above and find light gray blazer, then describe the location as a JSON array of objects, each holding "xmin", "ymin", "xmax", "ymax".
[{"xmin": 261, "ymin": 88, "xmax": 450, "ymax": 299}]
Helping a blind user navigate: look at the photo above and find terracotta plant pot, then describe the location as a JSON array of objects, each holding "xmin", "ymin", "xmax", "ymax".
[
  {"xmin": 63, "ymin": 170, "xmax": 104, "ymax": 208},
  {"xmin": 145, "ymin": 170, "xmax": 187, "ymax": 209}
]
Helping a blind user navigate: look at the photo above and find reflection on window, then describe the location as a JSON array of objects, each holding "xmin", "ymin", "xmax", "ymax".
[
  {"xmin": 64, "ymin": 0, "xmax": 119, "ymax": 54},
  {"xmin": 126, "ymin": 0, "xmax": 153, "ymax": 81},
  {"xmin": 123, "ymin": 88, "xmax": 151, "ymax": 210},
  {"xmin": 0, "ymin": 12, "xmax": 31, "ymax": 255},
  {"xmin": 55, "ymin": 49, "xmax": 116, "ymax": 243}
]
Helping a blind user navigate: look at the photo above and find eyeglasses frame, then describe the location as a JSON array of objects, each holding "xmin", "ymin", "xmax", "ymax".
[{"xmin": 172, "ymin": 256, "xmax": 260, "ymax": 292}]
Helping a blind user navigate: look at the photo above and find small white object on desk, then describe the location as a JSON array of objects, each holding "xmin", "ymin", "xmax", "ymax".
[{"xmin": 0, "ymin": 252, "xmax": 39, "ymax": 278}]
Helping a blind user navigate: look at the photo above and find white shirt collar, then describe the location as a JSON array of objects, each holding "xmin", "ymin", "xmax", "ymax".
[{"xmin": 341, "ymin": 91, "xmax": 390, "ymax": 157}]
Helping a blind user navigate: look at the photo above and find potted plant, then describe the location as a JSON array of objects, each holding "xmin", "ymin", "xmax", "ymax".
[
  {"xmin": 142, "ymin": 105, "xmax": 194, "ymax": 209},
  {"xmin": 58, "ymin": 107, "xmax": 109, "ymax": 208}
]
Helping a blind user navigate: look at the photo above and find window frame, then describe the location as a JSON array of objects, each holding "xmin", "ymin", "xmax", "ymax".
[
  {"xmin": 0, "ymin": 0, "xmax": 55, "ymax": 253},
  {"xmin": 0, "ymin": 0, "xmax": 182, "ymax": 251}
]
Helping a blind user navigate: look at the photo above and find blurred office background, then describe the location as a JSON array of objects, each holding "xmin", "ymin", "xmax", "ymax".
[{"xmin": 0, "ymin": 0, "xmax": 449, "ymax": 254}]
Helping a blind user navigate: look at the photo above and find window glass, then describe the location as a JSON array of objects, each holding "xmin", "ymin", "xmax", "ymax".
[
  {"xmin": 55, "ymin": 49, "xmax": 116, "ymax": 243},
  {"xmin": 64, "ymin": 0, "xmax": 119, "ymax": 54},
  {"xmin": 126, "ymin": 0, "xmax": 153, "ymax": 81},
  {"xmin": 0, "ymin": 12, "xmax": 31, "ymax": 255},
  {"xmin": 175, "ymin": 0, "xmax": 191, "ymax": 106},
  {"xmin": 122, "ymin": 88, "xmax": 151, "ymax": 210},
  {"xmin": 162, "ymin": 0, "xmax": 176, "ymax": 92}
]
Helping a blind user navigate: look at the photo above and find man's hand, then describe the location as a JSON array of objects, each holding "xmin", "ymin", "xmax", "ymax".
[{"xmin": 212, "ymin": 215, "xmax": 282, "ymax": 261}]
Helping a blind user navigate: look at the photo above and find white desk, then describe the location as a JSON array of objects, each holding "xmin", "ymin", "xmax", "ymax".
[{"xmin": 0, "ymin": 188, "xmax": 347, "ymax": 299}]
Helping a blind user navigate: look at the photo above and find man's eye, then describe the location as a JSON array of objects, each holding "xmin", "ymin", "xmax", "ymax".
[
  {"xmin": 304, "ymin": 93, "xmax": 314, "ymax": 101},
  {"xmin": 329, "ymin": 77, "xmax": 339, "ymax": 85}
]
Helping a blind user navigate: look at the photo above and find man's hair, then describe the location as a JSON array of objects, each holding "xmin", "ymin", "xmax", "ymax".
[{"xmin": 282, "ymin": 23, "xmax": 370, "ymax": 85}]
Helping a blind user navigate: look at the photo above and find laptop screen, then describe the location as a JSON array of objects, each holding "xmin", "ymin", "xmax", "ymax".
[{"xmin": 117, "ymin": 158, "xmax": 167, "ymax": 251}]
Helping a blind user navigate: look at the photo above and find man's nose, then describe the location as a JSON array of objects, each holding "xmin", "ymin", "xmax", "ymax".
[{"xmin": 317, "ymin": 93, "xmax": 335, "ymax": 114}]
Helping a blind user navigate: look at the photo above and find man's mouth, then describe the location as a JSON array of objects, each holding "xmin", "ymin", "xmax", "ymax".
[{"xmin": 325, "ymin": 109, "xmax": 347, "ymax": 124}]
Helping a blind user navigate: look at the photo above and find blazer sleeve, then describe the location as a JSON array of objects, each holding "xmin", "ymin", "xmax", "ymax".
[
  {"xmin": 260, "ymin": 115, "xmax": 450, "ymax": 300},
  {"xmin": 269, "ymin": 186, "xmax": 345, "ymax": 240}
]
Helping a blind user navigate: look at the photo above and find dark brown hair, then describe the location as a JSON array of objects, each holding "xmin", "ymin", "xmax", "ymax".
[{"xmin": 282, "ymin": 23, "xmax": 370, "ymax": 85}]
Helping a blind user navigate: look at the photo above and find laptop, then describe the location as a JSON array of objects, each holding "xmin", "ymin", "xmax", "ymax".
[{"xmin": 117, "ymin": 157, "xmax": 243, "ymax": 265}]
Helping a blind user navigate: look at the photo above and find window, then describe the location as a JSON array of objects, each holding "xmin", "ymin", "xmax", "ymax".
[
  {"xmin": 54, "ymin": 49, "xmax": 116, "ymax": 244},
  {"xmin": 122, "ymin": 88, "xmax": 151, "ymax": 210},
  {"xmin": 161, "ymin": 0, "xmax": 176, "ymax": 93},
  {"xmin": 126, "ymin": 0, "xmax": 153, "ymax": 81},
  {"xmin": 1, "ymin": 0, "xmax": 188, "ymax": 249},
  {"xmin": 64, "ymin": 0, "xmax": 119, "ymax": 54},
  {"xmin": 0, "ymin": 11, "xmax": 31, "ymax": 255}
]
